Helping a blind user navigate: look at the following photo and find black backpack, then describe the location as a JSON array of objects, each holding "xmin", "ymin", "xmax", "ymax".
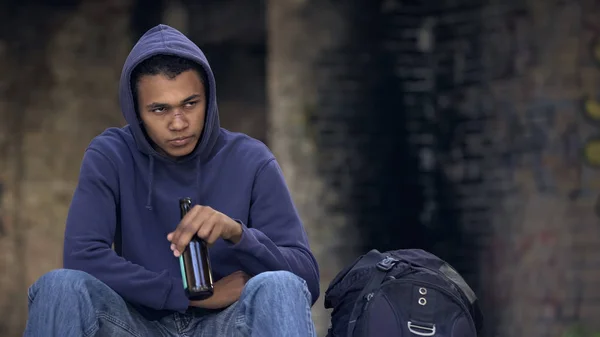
[{"xmin": 324, "ymin": 249, "xmax": 484, "ymax": 337}]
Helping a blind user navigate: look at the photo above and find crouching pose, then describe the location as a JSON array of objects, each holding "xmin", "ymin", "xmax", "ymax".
[{"xmin": 24, "ymin": 24, "xmax": 319, "ymax": 337}]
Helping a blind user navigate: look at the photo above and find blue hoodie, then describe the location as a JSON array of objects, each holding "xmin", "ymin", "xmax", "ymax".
[{"xmin": 63, "ymin": 24, "xmax": 320, "ymax": 316}]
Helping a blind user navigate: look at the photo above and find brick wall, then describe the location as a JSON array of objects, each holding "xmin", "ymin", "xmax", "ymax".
[
  {"xmin": 394, "ymin": 0, "xmax": 600, "ymax": 335},
  {"xmin": 381, "ymin": 0, "xmax": 489, "ymax": 330},
  {"xmin": 270, "ymin": 0, "xmax": 600, "ymax": 336},
  {"xmin": 384, "ymin": 0, "xmax": 600, "ymax": 335},
  {"xmin": 268, "ymin": 0, "xmax": 480, "ymax": 335},
  {"xmin": 376, "ymin": 0, "xmax": 600, "ymax": 335}
]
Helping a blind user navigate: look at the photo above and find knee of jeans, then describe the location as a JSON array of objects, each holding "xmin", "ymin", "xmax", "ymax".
[
  {"xmin": 29, "ymin": 269, "xmax": 96, "ymax": 302},
  {"xmin": 246, "ymin": 271, "xmax": 308, "ymax": 295}
]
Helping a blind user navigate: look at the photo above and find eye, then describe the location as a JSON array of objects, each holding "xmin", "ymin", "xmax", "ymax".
[
  {"xmin": 184, "ymin": 101, "xmax": 198, "ymax": 108},
  {"xmin": 151, "ymin": 107, "xmax": 167, "ymax": 114}
]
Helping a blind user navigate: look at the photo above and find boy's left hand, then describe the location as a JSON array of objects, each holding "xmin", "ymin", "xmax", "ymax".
[{"xmin": 189, "ymin": 270, "xmax": 250, "ymax": 309}]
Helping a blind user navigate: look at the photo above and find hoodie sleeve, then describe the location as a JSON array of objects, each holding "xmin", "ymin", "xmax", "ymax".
[
  {"xmin": 63, "ymin": 146, "xmax": 189, "ymax": 312},
  {"xmin": 228, "ymin": 158, "xmax": 320, "ymax": 304}
]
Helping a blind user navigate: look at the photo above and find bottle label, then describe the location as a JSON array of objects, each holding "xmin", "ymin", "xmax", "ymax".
[{"xmin": 179, "ymin": 255, "xmax": 188, "ymax": 290}]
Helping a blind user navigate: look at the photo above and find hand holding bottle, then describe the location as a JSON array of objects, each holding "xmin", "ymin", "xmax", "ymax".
[{"xmin": 167, "ymin": 204, "xmax": 243, "ymax": 257}]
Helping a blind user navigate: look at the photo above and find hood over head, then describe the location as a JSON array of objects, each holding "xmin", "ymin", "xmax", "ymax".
[
  {"xmin": 118, "ymin": 24, "xmax": 220, "ymax": 163},
  {"xmin": 118, "ymin": 24, "xmax": 220, "ymax": 210}
]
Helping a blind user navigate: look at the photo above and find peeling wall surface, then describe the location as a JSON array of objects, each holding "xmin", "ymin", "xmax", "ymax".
[
  {"xmin": 267, "ymin": 2, "xmax": 360, "ymax": 334},
  {"xmin": 475, "ymin": 0, "xmax": 600, "ymax": 335},
  {"xmin": 0, "ymin": 1, "xmax": 133, "ymax": 335}
]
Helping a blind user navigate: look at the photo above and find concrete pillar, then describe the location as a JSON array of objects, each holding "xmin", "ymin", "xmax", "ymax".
[
  {"xmin": 0, "ymin": 1, "xmax": 132, "ymax": 334},
  {"xmin": 267, "ymin": 1, "xmax": 363, "ymax": 334}
]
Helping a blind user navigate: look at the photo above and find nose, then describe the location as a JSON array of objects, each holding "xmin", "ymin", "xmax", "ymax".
[{"xmin": 169, "ymin": 109, "xmax": 188, "ymax": 131}]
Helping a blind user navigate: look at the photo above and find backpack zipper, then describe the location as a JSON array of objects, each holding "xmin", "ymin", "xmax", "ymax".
[{"xmin": 360, "ymin": 269, "xmax": 416, "ymax": 318}]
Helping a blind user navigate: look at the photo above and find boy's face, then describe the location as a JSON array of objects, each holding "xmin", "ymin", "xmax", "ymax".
[{"xmin": 136, "ymin": 70, "xmax": 206, "ymax": 159}]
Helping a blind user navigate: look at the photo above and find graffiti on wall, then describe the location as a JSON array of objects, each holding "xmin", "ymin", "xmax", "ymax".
[
  {"xmin": 487, "ymin": 89, "xmax": 581, "ymax": 196},
  {"xmin": 582, "ymin": 98, "xmax": 600, "ymax": 168},
  {"xmin": 486, "ymin": 92, "xmax": 600, "ymax": 206},
  {"xmin": 485, "ymin": 19, "xmax": 600, "ymax": 213},
  {"xmin": 581, "ymin": 24, "xmax": 600, "ymax": 217},
  {"xmin": 471, "ymin": 7, "xmax": 587, "ymax": 199},
  {"xmin": 494, "ymin": 94, "xmax": 600, "ymax": 203},
  {"xmin": 582, "ymin": 31, "xmax": 600, "ymax": 169}
]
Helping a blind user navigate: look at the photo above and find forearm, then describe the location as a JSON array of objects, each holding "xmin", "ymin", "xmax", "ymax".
[
  {"xmin": 229, "ymin": 226, "xmax": 320, "ymax": 304},
  {"xmin": 189, "ymin": 271, "xmax": 249, "ymax": 309},
  {"xmin": 237, "ymin": 158, "xmax": 321, "ymax": 304},
  {"xmin": 64, "ymin": 236, "xmax": 189, "ymax": 312},
  {"xmin": 189, "ymin": 287, "xmax": 237, "ymax": 309}
]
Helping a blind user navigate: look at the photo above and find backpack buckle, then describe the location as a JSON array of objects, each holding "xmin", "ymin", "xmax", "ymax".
[
  {"xmin": 407, "ymin": 321, "xmax": 436, "ymax": 336},
  {"xmin": 377, "ymin": 256, "xmax": 399, "ymax": 271}
]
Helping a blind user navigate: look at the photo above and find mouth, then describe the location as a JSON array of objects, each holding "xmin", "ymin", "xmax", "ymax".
[{"xmin": 169, "ymin": 136, "xmax": 194, "ymax": 147}]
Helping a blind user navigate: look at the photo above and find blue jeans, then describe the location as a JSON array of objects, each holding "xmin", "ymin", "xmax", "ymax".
[{"xmin": 24, "ymin": 269, "xmax": 316, "ymax": 337}]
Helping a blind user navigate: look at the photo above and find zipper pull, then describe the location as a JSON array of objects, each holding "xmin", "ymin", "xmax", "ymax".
[{"xmin": 362, "ymin": 292, "xmax": 374, "ymax": 311}]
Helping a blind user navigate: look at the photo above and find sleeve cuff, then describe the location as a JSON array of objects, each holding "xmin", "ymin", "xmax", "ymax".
[{"xmin": 228, "ymin": 219, "xmax": 254, "ymax": 250}]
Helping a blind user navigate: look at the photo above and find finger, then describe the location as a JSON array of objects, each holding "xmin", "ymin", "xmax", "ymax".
[
  {"xmin": 174, "ymin": 206, "xmax": 206, "ymax": 253},
  {"xmin": 175, "ymin": 217, "xmax": 205, "ymax": 254},
  {"xmin": 206, "ymin": 222, "xmax": 222, "ymax": 245},
  {"xmin": 197, "ymin": 213, "xmax": 217, "ymax": 241},
  {"xmin": 170, "ymin": 243, "xmax": 182, "ymax": 258},
  {"xmin": 169, "ymin": 205, "xmax": 201, "ymax": 244},
  {"xmin": 197, "ymin": 211, "xmax": 218, "ymax": 241}
]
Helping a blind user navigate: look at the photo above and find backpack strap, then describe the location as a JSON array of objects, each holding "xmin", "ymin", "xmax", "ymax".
[
  {"xmin": 407, "ymin": 284, "xmax": 437, "ymax": 336},
  {"xmin": 346, "ymin": 256, "xmax": 400, "ymax": 337}
]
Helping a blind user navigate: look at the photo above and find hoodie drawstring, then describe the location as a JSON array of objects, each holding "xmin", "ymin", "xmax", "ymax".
[
  {"xmin": 146, "ymin": 156, "xmax": 155, "ymax": 211},
  {"xmin": 195, "ymin": 158, "xmax": 202, "ymax": 204}
]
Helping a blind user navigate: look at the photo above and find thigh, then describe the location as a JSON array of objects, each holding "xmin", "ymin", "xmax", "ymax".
[
  {"xmin": 26, "ymin": 269, "xmax": 166, "ymax": 337},
  {"xmin": 186, "ymin": 302, "xmax": 241, "ymax": 337}
]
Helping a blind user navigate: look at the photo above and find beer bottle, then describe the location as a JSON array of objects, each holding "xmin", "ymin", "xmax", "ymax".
[{"xmin": 178, "ymin": 197, "xmax": 214, "ymax": 300}]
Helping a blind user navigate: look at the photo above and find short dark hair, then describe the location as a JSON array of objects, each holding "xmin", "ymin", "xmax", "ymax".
[{"xmin": 130, "ymin": 54, "xmax": 208, "ymax": 115}]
